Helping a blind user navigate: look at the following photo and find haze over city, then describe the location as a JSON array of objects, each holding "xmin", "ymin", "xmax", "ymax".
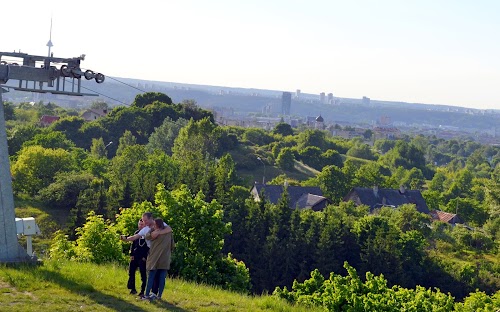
[{"xmin": 2, "ymin": 0, "xmax": 500, "ymax": 110}]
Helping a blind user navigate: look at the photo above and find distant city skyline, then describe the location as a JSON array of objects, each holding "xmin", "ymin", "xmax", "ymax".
[{"xmin": 1, "ymin": 0, "xmax": 500, "ymax": 110}]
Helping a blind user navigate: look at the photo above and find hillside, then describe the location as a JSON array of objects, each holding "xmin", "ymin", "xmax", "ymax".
[{"xmin": 0, "ymin": 260, "xmax": 320, "ymax": 312}]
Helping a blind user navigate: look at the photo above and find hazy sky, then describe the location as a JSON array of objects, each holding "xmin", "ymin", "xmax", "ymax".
[{"xmin": 2, "ymin": 0, "xmax": 500, "ymax": 109}]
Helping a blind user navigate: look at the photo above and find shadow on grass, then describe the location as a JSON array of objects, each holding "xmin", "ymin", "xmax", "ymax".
[{"xmin": 33, "ymin": 268, "xmax": 187, "ymax": 312}]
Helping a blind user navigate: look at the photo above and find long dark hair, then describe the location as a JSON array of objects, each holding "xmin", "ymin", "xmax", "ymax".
[{"xmin": 154, "ymin": 218, "xmax": 165, "ymax": 229}]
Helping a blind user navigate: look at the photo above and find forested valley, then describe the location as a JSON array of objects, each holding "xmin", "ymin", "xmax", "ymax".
[{"xmin": 5, "ymin": 92, "xmax": 500, "ymax": 311}]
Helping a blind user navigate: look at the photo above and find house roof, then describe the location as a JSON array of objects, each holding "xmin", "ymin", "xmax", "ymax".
[
  {"xmin": 430, "ymin": 210, "xmax": 462, "ymax": 224},
  {"xmin": 39, "ymin": 115, "xmax": 60, "ymax": 124},
  {"xmin": 344, "ymin": 187, "xmax": 430, "ymax": 214},
  {"xmin": 295, "ymin": 193, "xmax": 327, "ymax": 209},
  {"xmin": 251, "ymin": 184, "xmax": 328, "ymax": 209},
  {"xmin": 87, "ymin": 109, "xmax": 108, "ymax": 116}
]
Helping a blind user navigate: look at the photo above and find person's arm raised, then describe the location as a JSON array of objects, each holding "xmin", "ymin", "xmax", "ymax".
[{"xmin": 151, "ymin": 225, "xmax": 172, "ymax": 239}]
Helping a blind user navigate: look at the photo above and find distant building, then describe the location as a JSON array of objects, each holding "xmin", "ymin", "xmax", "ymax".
[
  {"xmin": 251, "ymin": 183, "xmax": 330, "ymax": 211},
  {"xmin": 343, "ymin": 186, "xmax": 430, "ymax": 214},
  {"xmin": 379, "ymin": 116, "xmax": 392, "ymax": 126},
  {"xmin": 320, "ymin": 92, "xmax": 326, "ymax": 104},
  {"xmin": 81, "ymin": 109, "xmax": 108, "ymax": 121},
  {"xmin": 39, "ymin": 115, "xmax": 60, "ymax": 127},
  {"xmin": 362, "ymin": 96, "xmax": 371, "ymax": 105},
  {"xmin": 373, "ymin": 126, "xmax": 401, "ymax": 140},
  {"xmin": 429, "ymin": 210, "xmax": 463, "ymax": 226},
  {"xmin": 295, "ymin": 89, "xmax": 301, "ymax": 99},
  {"xmin": 315, "ymin": 115, "xmax": 325, "ymax": 129},
  {"xmin": 281, "ymin": 92, "xmax": 291, "ymax": 115},
  {"xmin": 332, "ymin": 128, "xmax": 366, "ymax": 140},
  {"xmin": 327, "ymin": 93, "xmax": 334, "ymax": 104}
]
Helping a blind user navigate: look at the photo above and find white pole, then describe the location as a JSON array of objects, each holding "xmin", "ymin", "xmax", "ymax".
[{"xmin": 26, "ymin": 236, "xmax": 33, "ymax": 257}]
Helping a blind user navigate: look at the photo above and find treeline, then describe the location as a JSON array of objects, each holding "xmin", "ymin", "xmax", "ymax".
[{"xmin": 4, "ymin": 92, "xmax": 500, "ymax": 302}]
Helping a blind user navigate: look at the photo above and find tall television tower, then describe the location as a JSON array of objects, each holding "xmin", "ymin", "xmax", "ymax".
[{"xmin": 46, "ymin": 18, "xmax": 53, "ymax": 57}]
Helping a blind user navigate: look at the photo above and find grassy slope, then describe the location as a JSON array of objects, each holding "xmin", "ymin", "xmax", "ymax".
[{"xmin": 0, "ymin": 260, "xmax": 322, "ymax": 312}]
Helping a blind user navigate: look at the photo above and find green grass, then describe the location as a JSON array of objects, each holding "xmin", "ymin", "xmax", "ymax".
[{"xmin": 0, "ymin": 260, "xmax": 323, "ymax": 312}]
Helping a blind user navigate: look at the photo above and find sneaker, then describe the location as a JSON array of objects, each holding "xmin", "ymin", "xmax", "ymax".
[
  {"xmin": 149, "ymin": 294, "xmax": 158, "ymax": 301},
  {"xmin": 138, "ymin": 292, "xmax": 144, "ymax": 297},
  {"xmin": 130, "ymin": 290, "xmax": 137, "ymax": 295},
  {"xmin": 140, "ymin": 294, "xmax": 151, "ymax": 300}
]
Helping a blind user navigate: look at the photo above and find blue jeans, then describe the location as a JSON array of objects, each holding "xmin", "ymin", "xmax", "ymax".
[{"xmin": 145, "ymin": 269, "xmax": 167, "ymax": 298}]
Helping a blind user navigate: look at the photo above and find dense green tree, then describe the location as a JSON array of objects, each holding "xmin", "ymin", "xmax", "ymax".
[
  {"xmin": 381, "ymin": 140, "xmax": 427, "ymax": 174},
  {"xmin": 214, "ymin": 154, "xmax": 237, "ymax": 204},
  {"xmin": 69, "ymin": 178, "xmax": 108, "ymax": 231},
  {"xmin": 298, "ymin": 146, "xmax": 323, "ymax": 170},
  {"xmin": 146, "ymin": 117, "xmax": 188, "ymax": 154},
  {"xmin": 353, "ymin": 215, "xmax": 405, "ymax": 285},
  {"xmin": 129, "ymin": 151, "xmax": 179, "ymax": 203},
  {"xmin": 115, "ymin": 130, "xmax": 137, "ymax": 156},
  {"xmin": 178, "ymin": 99, "xmax": 214, "ymax": 122},
  {"xmin": 7, "ymin": 124, "xmax": 42, "ymax": 156},
  {"xmin": 346, "ymin": 142, "xmax": 377, "ymax": 160},
  {"xmin": 276, "ymin": 147, "xmax": 295, "ymax": 171},
  {"xmin": 386, "ymin": 204, "xmax": 431, "ymax": 235},
  {"xmin": 172, "ymin": 117, "xmax": 221, "ymax": 196},
  {"xmin": 446, "ymin": 198, "xmax": 488, "ymax": 227},
  {"xmin": 12, "ymin": 145, "xmax": 76, "ymax": 195},
  {"xmin": 242, "ymin": 128, "xmax": 274, "ymax": 146},
  {"xmin": 320, "ymin": 149, "xmax": 343, "ymax": 168},
  {"xmin": 374, "ymin": 139, "xmax": 396, "ymax": 154},
  {"xmin": 401, "ymin": 167, "xmax": 425, "ymax": 190},
  {"xmin": 89, "ymin": 137, "xmax": 109, "ymax": 158},
  {"xmin": 221, "ymin": 185, "xmax": 251, "ymax": 257},
  {"xmin": 264, "ymin": 190, "xmax": 296, "ymax": 290},
  {"xmin": 353, "ymin": 162, "xmax": 389, "ymax": 188},
  {"xmin": 428, "ymin": 171, "xmax": 447, "ymax": 193},
  {"xmin": 107, "ymin": 145, "xmax": 147, "ymax": 210},
  {"xmin": 443, "ymin": 169, "xmax": 474, "ymax": 202},
  {"xmin": 22, "ymin": 131, "xmax": 75, "ymax": 150},
  {"xmin": 38, "ymin": 171, "xmax": 95, "ymax": 211},
  {"xmin": 132, "ymin": 91, "xmax": 172, "ymax": 108},
  {"xmin": 49, "ymin": 116, "xmax": 86, "ymax": 147},
  {"xmin": 421, "ymin": 190, "xmax": 443, "ymax": 211},
  {"xmin": 272, "ymin": 122, "xmax": 294, "ymax": 136},
  {"xmin": 317, "ymin": 165, "xmax": 348, "ymax": 204},
  {"xmin": 297, "ymin": 129, "xmax": 328, "ymax": 151},
  {"xmin": 79, "ymin": 122, "xmax": 110, "ymax": 150},
  {"xmin": 3, "ymin": 101, "xmax": 15, "ymax": 120},
  {"xmin": 316, "ymin": 204, "xmax": 360, "ymax": 277},
  {"xmin": 241, "ymin": 193, "xmax": 272, "ymax": 292}
]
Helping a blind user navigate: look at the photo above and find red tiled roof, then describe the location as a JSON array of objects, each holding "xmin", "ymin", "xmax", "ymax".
[
  {"xmin": 39, "ymin": 115, "xmax": 60, "ymax": 124},
  {"xmin": 430, "ymin": 210, "xmax": 458, "ymax": 223}
]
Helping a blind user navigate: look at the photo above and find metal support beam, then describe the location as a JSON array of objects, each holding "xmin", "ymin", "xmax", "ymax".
[
  {"xmin": 0, "ymin": 88, "xmax": 30, "ymax": 262},
  {"xmin": 0, "ymin": 51, "xmax": 105, "ymax": 263}
]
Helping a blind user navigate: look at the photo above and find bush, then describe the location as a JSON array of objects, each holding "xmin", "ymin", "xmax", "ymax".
[
  {"xmin": 49, "ymin": 212, "xmax": 126, "ymax": 264},
  {"xmin": 49, "ymin": 230, "xmax": 76, "ymax": 260},
  {"xmin": 74, "ymin": 212, "xmax": 125, "ymax": 264}
]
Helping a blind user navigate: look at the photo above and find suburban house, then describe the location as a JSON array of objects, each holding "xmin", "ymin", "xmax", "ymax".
[
  {"xmin": 81, "ymin": 109, "xmax": 108, "ymax": 121},
  {"xmin": 251, "ymin": 183, "xmax": 330, "ymax": 211},
  {"xmin": 39, "ymin": 115, "xmax": 60, "ymax": 127},
  {"xmin": 429, "ymin": 210, "xmax": 463, "ymax": 225},
  {"xmin": 343, "ymin": 186, "xmax": 430, "ymax": 214}
]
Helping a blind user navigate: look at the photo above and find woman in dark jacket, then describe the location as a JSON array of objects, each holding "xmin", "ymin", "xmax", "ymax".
[{"xmin": 127, "ymin": 219, "xmax": 149, "ymax": 296}]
